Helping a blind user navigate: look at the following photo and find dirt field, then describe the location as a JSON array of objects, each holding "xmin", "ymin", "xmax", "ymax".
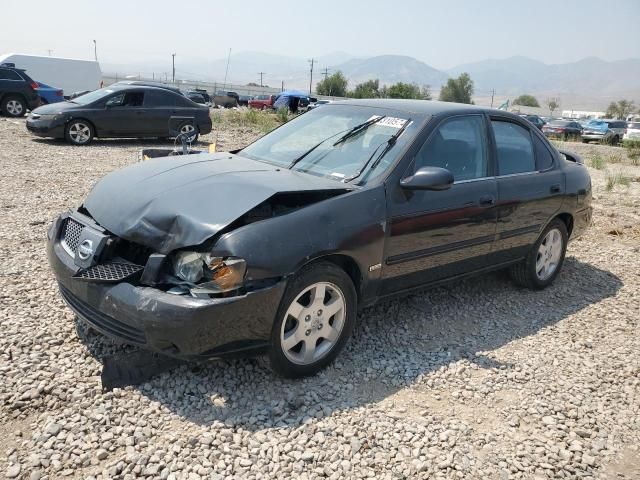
[{"xmin": 0, "ymin": 113, "xmax": 639, "ymax": 480}]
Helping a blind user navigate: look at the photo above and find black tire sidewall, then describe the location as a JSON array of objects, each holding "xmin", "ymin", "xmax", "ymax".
[
  {"xmin": 2, "ymin": 96, "xmax": 27, "ymax": 117},
  {"xmin": 65, "ymin": 120, "xmax": 94, "ymax": 145},
  {"xmin": 525, "ymin": 220, "xmax": 568, "ymax": 289},
  {"xmin": 268, "ymin": 262, "xmax": 357, "ymax": 378}
]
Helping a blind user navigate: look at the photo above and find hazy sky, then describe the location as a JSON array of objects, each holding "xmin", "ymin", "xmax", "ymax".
[{"xmin": 2, "ymin": 0, "xmax": 639, "ymax": 69}]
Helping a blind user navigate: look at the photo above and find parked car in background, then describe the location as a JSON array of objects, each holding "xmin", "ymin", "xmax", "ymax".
[
  {"xmin": 581, "ymin": 119, "xmax": 626, "ymax": 144},
  {"xmin": 248, "ymin": 94, "xmax": 276, "ymax": 110},
  {"xmin": 518, "ymin": 114, "xmax": 545, "ymax": 130},
  {"xmin": 47, "ymin": 100, "xmax": 591, "ymax": 377},
  {"xmin": 0, "ymin": 63, "xmax": 41, "ymax": 117},
  {"xmin": 214, "ymin": 91, "xmax": 239, "ymax": 108},
  {"xmin": 35, "ymin": 82, "xmax": 64, "ymax": 104},
  {"xmin": 623, "ymin": 121, "xmax": 640, "ymax": 143},
  {"xmin": 542, "ymin": 120, "xmax": 583, "ymax": 140},
  {"xmin": 193, "ymin": 89, "xmax": 211, "ymax": 105},
  {"xmin": 238, "ymin": 95, "xmax": 253, "ymax": 107},
  {"xmin": 185, "ymin": 91, "xmax": 208, "ymax": 105},
  {"xmin": 308, "ymin": 99, "xmax": 333, "ymax": 110},
  {"xmin": 26, "ymin": 84, "xmax": 212, "ymax": 145}
]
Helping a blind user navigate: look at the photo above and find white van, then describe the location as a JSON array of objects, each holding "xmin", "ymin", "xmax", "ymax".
[{"xmin": 0, "ymin": 53, "xmax": 102, "ymax": 95}]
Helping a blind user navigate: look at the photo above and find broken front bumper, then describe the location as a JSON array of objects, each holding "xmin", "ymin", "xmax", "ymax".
[{"xmin": 47, "ymin": 220, "xmax": 286, "ymax": 359}]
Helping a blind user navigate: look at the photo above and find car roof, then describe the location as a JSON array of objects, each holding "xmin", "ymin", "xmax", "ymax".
[
  {"xmin": 113, "ymin": 81, "xmax": 182, "ymax": 94},
  {"xmin": 328, "ymin": 99, "xmax": 520, "ymax": 118}
]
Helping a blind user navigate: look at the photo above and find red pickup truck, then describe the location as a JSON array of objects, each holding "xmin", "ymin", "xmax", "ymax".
[{"xmin": 248, "ymin": 94, "xmax": 276, "ymax": 110}]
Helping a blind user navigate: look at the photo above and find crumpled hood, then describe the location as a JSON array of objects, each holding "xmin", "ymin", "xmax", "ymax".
[{"xmin": 84, "ymin": 153, "xmax": 351, "ymax": 253}]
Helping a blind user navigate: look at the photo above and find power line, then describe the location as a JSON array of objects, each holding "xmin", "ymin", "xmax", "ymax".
[{"xmin": 258, "ymin": 72, "xmax": 266, "ymax": 87}]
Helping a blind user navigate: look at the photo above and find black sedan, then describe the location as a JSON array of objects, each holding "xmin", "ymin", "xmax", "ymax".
[
  {"xmin": 542, "ymin": 120, "xmax": 583, "ymax": 140},
  {"xmin": 47, "ymin": 100, "xmax": 592, "ymax": 377},
  {"xmin": 26, "ymin": 84, "xmax": 212, "ymax": 145}
]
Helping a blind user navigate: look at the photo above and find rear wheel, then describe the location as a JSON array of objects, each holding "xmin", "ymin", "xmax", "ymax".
[
  {"xmin": 509, "ymin": 219, "xmax": 568, "ymax": 290},
  {"xmin": 65, "ymin": 120, "xmax": 94, "ymax": 145},
  {"xmin": 267, "ymin": 262, "xmax": 357, "ymax": 378},
  {"xmin": 178, "ymin": 122, "xmax": 198, "ymax": 143},
  {"xmin": 1, "ymin": 96, "xmax": 27, "ymax": 117}
]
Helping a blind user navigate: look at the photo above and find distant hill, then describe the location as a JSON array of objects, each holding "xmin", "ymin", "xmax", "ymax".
[
  {"xmin": 103, "ymin": 51, "xmax": 640, "ymax": 110},
  {"xmin": 334, "ymin": 55, "xmax": 449, "ymax": 88}
]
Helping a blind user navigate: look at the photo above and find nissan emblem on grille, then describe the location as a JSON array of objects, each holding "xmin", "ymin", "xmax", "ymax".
[{"xmin": 77, "ymin": 239, "xmax": 94, "ymax": 260}]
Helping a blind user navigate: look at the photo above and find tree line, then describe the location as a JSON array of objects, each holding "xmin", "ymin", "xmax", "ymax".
[
  {"xmin": 315, "ymin": 71, "xmax": 475, "ymax": 104},
  {"xmin": 315, "ymin": 73, "xmax": 639, "ymax": 119}
]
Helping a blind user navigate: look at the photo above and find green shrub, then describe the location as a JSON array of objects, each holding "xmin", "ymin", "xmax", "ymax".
[
  {"xmin": 605, "ymin": 171, "xmax": 631, "ymax": 191},
  {"xmin": 276, "ymin": 107, "xmax": 289, "ymax": 123},
  {"xmin": 588, "ymin": 151, "xmax": 606, "ymax": 170}
]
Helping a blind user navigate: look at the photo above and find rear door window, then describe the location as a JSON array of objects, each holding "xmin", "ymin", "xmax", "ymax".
[{"xmin": 491, "ymin": 120, "xmax": 536, "ymax": 175}]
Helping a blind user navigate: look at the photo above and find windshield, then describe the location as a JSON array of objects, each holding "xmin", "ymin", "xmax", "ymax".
[
  {"xmin": 70, "ymin": 88, "xmax": 117, "ymax": 105},
  {"xmin": 238, "ymin": 105, "xmax": 418, "ymax": 184}
]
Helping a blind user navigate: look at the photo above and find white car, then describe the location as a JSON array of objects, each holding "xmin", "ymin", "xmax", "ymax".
[{"xmin": 623, "ymin": 121, "xmax": 640, "ymax": 143}]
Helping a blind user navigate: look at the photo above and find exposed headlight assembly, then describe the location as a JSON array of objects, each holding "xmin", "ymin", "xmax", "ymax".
[{"xmin": 172, "ymin": 252, "xmax": 246, "ymax": 296}]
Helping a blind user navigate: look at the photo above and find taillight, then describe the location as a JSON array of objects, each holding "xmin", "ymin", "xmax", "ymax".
[
  {"xmin": 30, "ymin": 81, "xmax": 38, "ymax": 90},
  {"xmin": 56, "ymin": 90, "xmax": 63, "ymax": 97}
]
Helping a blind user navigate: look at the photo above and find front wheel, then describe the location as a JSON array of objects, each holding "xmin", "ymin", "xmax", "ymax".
[
  {"xmin": 509, "ymin": 219, "xmax": 568, "ymax": 289},
  {"xmin": 267, "ymin": 262, "xmax": 357, "ymax": 378},
  {"xmin": 65, "ymin": 120, "xmax": 94, "ymax": 145}
]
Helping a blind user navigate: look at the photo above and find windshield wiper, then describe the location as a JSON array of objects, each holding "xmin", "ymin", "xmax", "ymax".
[
  {"xmin": 287, "ymin": 116, "xmax": 386, "ymax": 169},
  {"xmin": 343, "ymin": 118, "xmax": 411, "ymax": 183}
]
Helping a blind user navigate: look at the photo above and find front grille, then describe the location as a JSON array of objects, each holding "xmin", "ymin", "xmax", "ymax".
[
  {"xmin": 60, "ymin": 218, "xmax": 84, "ymax": 257},
  {"xmin": 73, "ymin": 262, "xmax": 144, "ymax": 282},
  {"xmin": 59, "ymin": 284, "xmax": 146, "ymax": 345}
]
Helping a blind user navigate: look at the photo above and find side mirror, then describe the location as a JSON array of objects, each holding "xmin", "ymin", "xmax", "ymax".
[{"xmin": 400, "ymin": 166, "xmax": 454, "ymax": 191}]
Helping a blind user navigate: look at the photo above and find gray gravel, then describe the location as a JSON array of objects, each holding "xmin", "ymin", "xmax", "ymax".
[{"xmin": 1, "ymin": 115, "xmax": 639, "ymax": 479}]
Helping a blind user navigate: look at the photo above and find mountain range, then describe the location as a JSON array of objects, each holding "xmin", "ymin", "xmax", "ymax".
[{"xmin": 102, "ymin": 52, "xmax": 640, "ymax": 110}]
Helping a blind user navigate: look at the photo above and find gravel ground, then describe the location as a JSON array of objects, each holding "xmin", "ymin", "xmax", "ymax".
[{"xmin": 0, "ymin": 115, "xmax": 639, "ymax": 480}]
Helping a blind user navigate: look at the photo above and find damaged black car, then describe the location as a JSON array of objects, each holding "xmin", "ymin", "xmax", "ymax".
[{"xmin": 47, "ymin": 100, "xmax": 592, "ymax": 377}]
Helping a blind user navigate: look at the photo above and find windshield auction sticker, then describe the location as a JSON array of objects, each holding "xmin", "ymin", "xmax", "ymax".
[{"xmin": 373, "ymin": 116, "xmax": 409, "ymax": 129}]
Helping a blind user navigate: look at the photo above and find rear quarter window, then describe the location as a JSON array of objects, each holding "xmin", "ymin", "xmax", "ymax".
[
  {"xmin": 492, "ymin": 120, "xmax": 536, "ymax": 175},
  {"xmin": 533, "ymin": 135, "xmax": 554, "ymax": 170},
  {"xmin": 0, "ymin": 69, "xmax": 23, "ymax": 81}
]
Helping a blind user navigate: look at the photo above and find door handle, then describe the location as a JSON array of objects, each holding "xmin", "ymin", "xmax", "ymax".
[
  {"xmin": 479, "ymin": 196, "xmax": 495, "ymax": 206},
  {"xmin": 550, "ymin": 184, "xmax": 561, "ymax": 194}
]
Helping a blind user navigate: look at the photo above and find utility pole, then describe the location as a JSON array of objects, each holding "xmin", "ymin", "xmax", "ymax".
[
  {"xmin": 171, "ymin": 53, "xmax": 176, "ymax": 83},
  {"xmin": 93, "ymin": 40, "xmax": 97, "ymax": 61},
  {"xmin": 281, "ymin": 80, "xmax": 284, "ymax": 92},
  {"xmin": 490, "ymin": 88, "xmax": 495, "ymax": 108},
  {"xmin": 321, "ymin": 67, "xmax": 330, "ymax": 81},
  {"xmin": 258, "ymin": 72, "xmax": 265, "ymax": 87},
  {"xmin": 308, "ymin": 58, "xmax": 316, "ymax": 96},
  {"xmin": 46, "ymin": 49, "xmax": 53, "ymax": 57},
  {"xmin": 223, "ymin": 48, "xmax": 232, "ymax": 89}
]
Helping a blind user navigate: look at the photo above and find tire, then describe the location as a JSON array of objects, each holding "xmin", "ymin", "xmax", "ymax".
[
  {"xmin": 261, "ymin": 105, "xmax": 268, "ymax": 111},
  {"xmin": 65, "ymin": 119, "xmax": 94, "ymax": 145},
  {"xmin": 1, "ymin": 95, "xmax": 27, "ymax": 117},
  {"xmin": 178, "ymin": 122, "xmax": 199, "ymax": 143},
  {"xmin": 267, "ymin": 262, "xmax": 357, "ymax": 378},
  {"xmin": 509, "ymin": 219, "xmax": 568, "ymax": 290}
]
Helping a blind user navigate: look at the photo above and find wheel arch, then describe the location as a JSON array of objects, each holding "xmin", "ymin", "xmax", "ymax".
[
  {"xmin": 552, "ymin": 212, "xmax": 574, "ymax": 238},
  {"xmin": 298, "ymin": 254, "xmax": 364, "ymax": 302}
]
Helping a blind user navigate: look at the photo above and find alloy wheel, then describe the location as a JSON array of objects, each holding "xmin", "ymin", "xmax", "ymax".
[
  {"xmin": 68, "ymin": 122, "xmax": 91, "ymax": 144},
  {"xmin": 6, "ymin": 100, "xmax": 23, "ymax": 116},
  {"xmin": 536, "ymin": 228, "xmax": 563, "ymax": 281},
  {"xmin": 280, "ymin": 282, "xmax": 346, "ymax": 365},
  {"xmin": 180, "ymin": 124, "xmax": 195, "ymax": 134}
]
